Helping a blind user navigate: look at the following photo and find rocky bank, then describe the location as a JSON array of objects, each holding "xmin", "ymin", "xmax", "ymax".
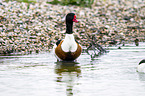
[{"xmin": 0, "ymin": 0, "xmax": 145, "ymax": 54}]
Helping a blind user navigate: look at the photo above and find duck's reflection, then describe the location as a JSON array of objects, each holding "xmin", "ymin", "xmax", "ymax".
[
  {"xmin": 138, "ymin": 73, "xmax": 145, "ymax": 81},
  {"xmin": 55, "ymin": 61, "xmax": 81, "ymax": 96}
]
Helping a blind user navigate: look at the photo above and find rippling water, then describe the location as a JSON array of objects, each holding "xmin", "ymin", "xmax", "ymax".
[{"xmin": 0, "ymin": 42, "xmax": 145, "ymax": 96}]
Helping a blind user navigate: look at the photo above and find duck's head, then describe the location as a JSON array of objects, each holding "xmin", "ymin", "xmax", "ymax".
[
  {"xmin": 139, "ymin": 59, "xmax": 145, "ymax": 65},
  {"xmin": 66, "ymin": 13, "xmax": 78, "ymax": 23}
]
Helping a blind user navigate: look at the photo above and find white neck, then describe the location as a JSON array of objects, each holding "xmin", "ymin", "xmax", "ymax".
[{"xmin": 61, "ymin": 34, "xmax": 77, "ymax": 52}]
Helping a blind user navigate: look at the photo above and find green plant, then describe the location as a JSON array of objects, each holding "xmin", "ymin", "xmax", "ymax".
[
  {"xmin": 49, "ymin": 0, "xmax": 60, "ymax": 4},
  {"xmin": 49, "ymin": 0, "xmax": 95, "ymax": 7},
  {"xmin": 4, "ymin": 0, "xmax": 36, "ymax": 3},
  {"xmin": 20, "ymin": 0, "xmax": 36, "ymax": 3}
]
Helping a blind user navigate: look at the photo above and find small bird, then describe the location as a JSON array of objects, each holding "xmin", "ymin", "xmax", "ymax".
[
  {"xmin": 134, "ymin": 38, "xmax": 139, "ymax": 46},
  {"xmin": 54, "ymin": 13, "xmax": 82, "ymax": 61},
  {"xmin": 137, "ymin": 59, "xmax": 145, "ymax": 73}
]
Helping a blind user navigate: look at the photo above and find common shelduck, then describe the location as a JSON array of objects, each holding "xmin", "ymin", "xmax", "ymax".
[
  {"xmin": 137, "ymin": 59, "xmax": 145, "ymax": 73},
  {"xmin": 54, "ymin": 13, "xmax": 82, "ymax": 61}
]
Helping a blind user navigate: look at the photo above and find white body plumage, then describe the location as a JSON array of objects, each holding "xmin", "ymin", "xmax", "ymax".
[
  {"xmin": 137, "ymin": 63, "xmax": 145, "ymax": 73},
  {"xmin": 61, "ymin": 34, "xmax": 77, "ymax": 52}
]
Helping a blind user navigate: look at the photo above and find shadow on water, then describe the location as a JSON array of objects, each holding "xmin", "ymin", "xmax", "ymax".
[{"xmin": 54, "ymin": 61, "xmax": 81, "ymax": 96}]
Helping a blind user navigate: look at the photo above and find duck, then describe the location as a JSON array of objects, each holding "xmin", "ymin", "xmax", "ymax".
[
  {"xmin": 54, "ymin": 13, "xmax": 82, "ymax": 61},
  {"xmin": 137, "ymin": 59, "xmax": 145, "ymax": 73}
]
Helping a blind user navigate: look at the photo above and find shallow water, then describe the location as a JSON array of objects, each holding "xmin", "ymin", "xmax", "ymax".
[{"xmin": 0, "ymin": 42, "xmax": 145, "ymax": 96}]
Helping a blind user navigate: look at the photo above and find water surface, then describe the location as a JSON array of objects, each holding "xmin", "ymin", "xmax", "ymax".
[{"xmin": 0, "ymin": 42, "xmax": 145, "ymax": 96}]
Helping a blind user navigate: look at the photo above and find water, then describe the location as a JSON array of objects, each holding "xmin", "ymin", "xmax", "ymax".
[{"xmin": 0, "ymin": 42, "xmax": 145, "ymax": 96}]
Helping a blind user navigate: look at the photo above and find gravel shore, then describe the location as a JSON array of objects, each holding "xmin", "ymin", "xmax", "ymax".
[{"xmin": 0, "ymin": 0, "xmax": 145, "ymax": 54}]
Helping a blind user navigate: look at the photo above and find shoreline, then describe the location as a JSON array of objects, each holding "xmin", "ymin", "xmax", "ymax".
[{"xmin": 0, "ymin": 0, "xmax": 145, "ymax": 54}]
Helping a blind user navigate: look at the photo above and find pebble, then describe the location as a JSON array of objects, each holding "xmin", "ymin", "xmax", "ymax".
[{"xmin": 0, "ymin": 0, "xmax": 144, "ymax": 54}]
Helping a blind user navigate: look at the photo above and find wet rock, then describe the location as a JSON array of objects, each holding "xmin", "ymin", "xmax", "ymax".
[
  {"xmin": 108, "ymin": 40, "xmax": 117, "ymax": 45},
  {"xmin": 127, "ymin": 26, "xmax": 140, "ymax": 29},
  {"xmin": 123, "ymin": 16, "xmax": 131, "ymax": 21},
  {"xmin": 0, "ymin": 38, "xmax": 4, "ymax": 43},
  {"xmin": 29, "ymin": 36, "xmax": 37, "ymax": 39}
]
